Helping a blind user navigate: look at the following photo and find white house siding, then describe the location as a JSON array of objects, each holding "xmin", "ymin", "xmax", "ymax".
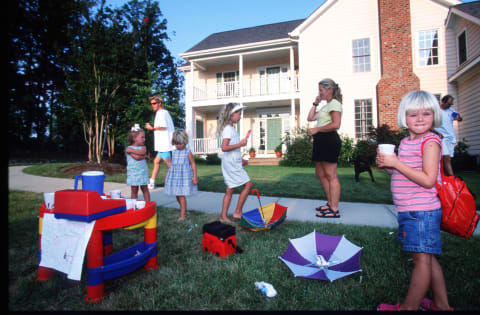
[
  {"xmin": 456, "ymin": 67, "xmax": 480, "ymax": 156},
  {"xmin": 447, "ymin": 16, "xmax": 480, "ymax": 157},
  {"xmin": 297, "ymin": 0, "xmax": 381, "ymax": 141},
  {"xmin": 410, "ymin": 0, "xmax": 455, "ymax": 96}
]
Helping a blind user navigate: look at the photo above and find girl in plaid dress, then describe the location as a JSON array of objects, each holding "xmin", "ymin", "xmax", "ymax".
[
  {"xmin": 126, "ymin": 125, "xmax": 150, "ymax": 202},
  {"xmin": 164, "ymin": 129, "xmax": 198, "ymax": 221}
]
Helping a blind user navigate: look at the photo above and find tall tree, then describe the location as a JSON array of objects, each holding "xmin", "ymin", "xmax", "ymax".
[
  {"xmin": 61, "ymin": 1, "xmax": 138, "ymax": 163},
  {"xmin": 8, "ymin": 0, "xmax": 90, "ymax": 153}
]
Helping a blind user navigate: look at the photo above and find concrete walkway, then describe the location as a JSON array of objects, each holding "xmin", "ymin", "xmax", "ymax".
[{"xmin": 8, "ymin": 166, "xmax": 479, "ymax": 235}]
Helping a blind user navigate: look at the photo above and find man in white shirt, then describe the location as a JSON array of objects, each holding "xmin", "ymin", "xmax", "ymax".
[
  {"xmin": 145, "ymin": 95, "xmax": 175, "ymax": 189},
  {"xmin": 434, "ymin": 95, "xmax": 462, "ymax": 176}
]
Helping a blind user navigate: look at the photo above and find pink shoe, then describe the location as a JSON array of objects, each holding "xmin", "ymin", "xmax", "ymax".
[
  {"xmin": 420, "ymin": 298, "xmax": 454, "ymax": 311},
  {"xmin": 377, "ymin": 303, "xmax": 401, "ymax": 311}
]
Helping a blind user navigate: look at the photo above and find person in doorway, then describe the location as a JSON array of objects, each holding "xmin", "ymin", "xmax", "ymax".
[
  {"xmin": 307, "ymin": 78, "xmax": 343, "ymax": 218},
  {"xmin": 434, "ymin": 94, "xmax": 462, "ymax": 176},
  {"xmin": 145, "ymin": 95, "xmax": 175, "ymax": 189}
]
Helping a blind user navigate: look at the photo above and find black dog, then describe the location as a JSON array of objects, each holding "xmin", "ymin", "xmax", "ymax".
[{"xmin": 354, "ymin": 155, "xmax": 375, "ymax": 182}]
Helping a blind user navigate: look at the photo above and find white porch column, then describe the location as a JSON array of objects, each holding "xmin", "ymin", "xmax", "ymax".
[
  {"xmin": 289, "ymin": 46, "xmax": 296, "ymax": 135},
  {"xmin": 239, "ymin": 54, "xmax": 246, "ymax": 145},
  {"xmin": 239, "ymin": 54, "xmax": 244, "ymax": 98},
  {"xmin": 186, "ymin": 61, "xmax": 194, "ymax": 146}
]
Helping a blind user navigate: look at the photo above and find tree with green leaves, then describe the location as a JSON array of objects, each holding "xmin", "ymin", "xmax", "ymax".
[{"xmin": 60, "ymin": 0, "xmax": 183, "ymax": 163}]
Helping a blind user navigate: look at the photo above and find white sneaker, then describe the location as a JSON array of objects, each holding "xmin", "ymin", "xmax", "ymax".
[{"xmin": 148, "ymin": 178, "xmax": 155, "ymax": 190}]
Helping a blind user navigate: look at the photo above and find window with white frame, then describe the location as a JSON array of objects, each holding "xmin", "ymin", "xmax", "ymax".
[
  {"xmin": 418, "ymin": 30, "xmax": 439, "ymax": 66},
  {"xmin": 457, "ymin": 30, "xmax": 467, "ymax": 65},
  {"xmin": 354, "ymin": 99, "xmax": 373, "ymax": 140},
  {"xmin": 352, "ymin": 38, "xmax": 371, "ymax": 72}
]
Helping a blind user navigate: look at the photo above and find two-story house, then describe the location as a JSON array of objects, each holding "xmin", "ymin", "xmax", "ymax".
[
  {"xmin": 179, "ymin": 0, "xmax": 465, "ymax": 159},
  {"xmin": 445, "ymin": 1, "xmax": 480, "ymax": 157}
]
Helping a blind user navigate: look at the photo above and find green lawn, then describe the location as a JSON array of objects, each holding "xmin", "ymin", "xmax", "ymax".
[
  {"xmin": 22, "ymin": 162, "xmax": 480, "ymax": 207},
  {"xmin": 8, "ymin": 190, "xmax": 480, "ymax": 311}
]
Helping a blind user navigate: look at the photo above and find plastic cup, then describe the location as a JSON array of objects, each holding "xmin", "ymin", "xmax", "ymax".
[
  {"xmin": 135, "ymin": 201, "xmax": 146, "ymax": 210},
  {"xmin": 109, "ymin": 190, "xmax": 122, "ymax": 198},
  {"xmin": 43, "ymin": 192, "xmax": 55, "ymax": 209},
  {"xmin": 378, "ymin": 144, "xmax": 395, "ymax": 155},
  {"xmin": 126, "ymin": 199, "xmax": 136, "ymax": 210}
]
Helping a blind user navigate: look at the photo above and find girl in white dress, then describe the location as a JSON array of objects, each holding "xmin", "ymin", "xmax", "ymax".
[{"xmin": 216, "ymin": 103, "xmax": 253, "ymax": 223}]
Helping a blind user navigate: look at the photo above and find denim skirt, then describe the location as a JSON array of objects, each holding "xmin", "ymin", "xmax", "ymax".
[{"xmin": 396, "ymin": 209, "xmax": 442, "ymax": 254}]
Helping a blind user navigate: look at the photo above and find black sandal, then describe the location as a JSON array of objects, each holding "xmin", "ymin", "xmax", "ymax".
[
  {"xmin": 315, "ymin": 203, "xmax": 330, "ymax": 212},
  {"xmin": 315, "ymin": 207, "xmax": 340, "ymax": 218}
]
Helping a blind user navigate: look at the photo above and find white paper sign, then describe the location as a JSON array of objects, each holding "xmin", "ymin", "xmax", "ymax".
[{"xmin": 39, "ymin": 213, "xmax": 95, "ymax": 281}]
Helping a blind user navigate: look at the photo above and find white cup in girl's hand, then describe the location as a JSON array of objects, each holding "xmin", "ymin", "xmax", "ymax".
[{"xmin": 378, "ymin": 144, "xmax": 395, "ymax": 155}]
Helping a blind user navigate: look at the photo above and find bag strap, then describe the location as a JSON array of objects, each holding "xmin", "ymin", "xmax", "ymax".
[{"xmin": 421, "ymin": 136, "xmax": 445, "ymax": 179}]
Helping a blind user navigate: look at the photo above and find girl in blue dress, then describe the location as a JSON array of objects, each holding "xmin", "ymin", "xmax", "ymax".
[
  {"xmin": 164, "ymin": 129, "xmax": 198, "ymax": 221},
  {"xmin": 126, "ymin": 125, "xmax": 150, "ymax": 203}
]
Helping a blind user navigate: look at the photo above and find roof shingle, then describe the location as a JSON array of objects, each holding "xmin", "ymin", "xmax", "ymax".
[{"xmin": 185, "ymin": 19, "xmax": 305, "ymax": 53}]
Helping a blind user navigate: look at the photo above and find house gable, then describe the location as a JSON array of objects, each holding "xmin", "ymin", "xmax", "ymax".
[{"xmin": 183, "ymin": 19, "xmax": 304, "ymax": 55}]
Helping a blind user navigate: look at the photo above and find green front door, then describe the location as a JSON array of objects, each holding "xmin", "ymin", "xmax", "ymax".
[{"xmin": 267, "ymin": 119, "xmax": 282, "ymax": 153}]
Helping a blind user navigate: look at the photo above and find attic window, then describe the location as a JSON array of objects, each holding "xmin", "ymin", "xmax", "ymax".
[{"xmin": 458, "ymin": 30, "xmax": 467, "ymax": 65}]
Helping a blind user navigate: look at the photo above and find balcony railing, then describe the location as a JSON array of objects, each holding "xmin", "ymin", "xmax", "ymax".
[
  {"xmin": 193, "ymin": 75, "xmax": 299, "ymax": 101},
  {"xmin": 192, "ymin": 138, "xmax": 221, "ymax": 154}
]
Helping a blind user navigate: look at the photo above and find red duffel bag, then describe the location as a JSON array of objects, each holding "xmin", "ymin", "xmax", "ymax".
[
  {"xmin": 422, "ymin": 139, "xmax": 479, "ymax": 238},
  {"xmin": 435, "ymin": 174, "xmax": 478, "ymax": 238}
]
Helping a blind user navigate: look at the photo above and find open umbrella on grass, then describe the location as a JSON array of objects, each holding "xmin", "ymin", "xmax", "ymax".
[
  {"xmin": 240, "ymin": 189, "xmax": 288, "ymax": 231},
  {"xmin": 279, "ymin": 230, "xmax": 362, "ymax": 282}
]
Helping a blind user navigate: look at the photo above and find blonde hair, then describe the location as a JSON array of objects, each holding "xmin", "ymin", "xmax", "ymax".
[
  {"xmin": 128, "ymin": 128, "xmax": 145, "ymax": 145},
  {"xmin": 149, "ymin": 95, "xmax": 163, "ymax": 103},
  {"xmin": 171, "ymin": 129, "xmax": 189, "ymax": 145},
  {"xmin": 397, "ymin": 90, "xmax": 442, "ymax": 129},
  {"xmin": 216, "ymin": 103, "xmax": 237, "ymax": 137},
  {"xmin": 319, "ymin": 78, "xmax": 343, "ymax": 103}
]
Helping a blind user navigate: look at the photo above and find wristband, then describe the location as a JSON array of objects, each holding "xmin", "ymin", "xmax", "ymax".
[{"xmin": 312, "ymin": 102, "xmax": 319, "ymax": 106}]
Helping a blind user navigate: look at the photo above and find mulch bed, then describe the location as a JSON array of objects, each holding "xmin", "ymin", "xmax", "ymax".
[{"xmin": 59, "ymin": 162, "xmax": 126, "ymax": 176}]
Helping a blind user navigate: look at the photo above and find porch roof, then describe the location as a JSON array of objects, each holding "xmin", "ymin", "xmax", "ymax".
[{"xmin": 184, "ymin": 19, "xmax": 304, "ymax": 54}]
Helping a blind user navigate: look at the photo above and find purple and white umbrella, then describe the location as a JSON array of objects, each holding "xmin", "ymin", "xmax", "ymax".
[{"xmin": 279, "ymin": 230, "xmax": 362, "ymax": 282}]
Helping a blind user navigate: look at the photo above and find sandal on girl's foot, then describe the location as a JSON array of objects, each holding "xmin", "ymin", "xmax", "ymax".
[
  {"xmin": 315, "ymin": 207, "xmax": 340, "ymax": 218},
  {"xmin": 315, "ymin": 203, "xmax": 330, "ymax": 211},
  {"xmin": 377, "ymin": 303, "xmax": 400, "ymax": 311},
  {"xmin": 420, "ymin": 298, "xmax": 454, "ymax": 311}
]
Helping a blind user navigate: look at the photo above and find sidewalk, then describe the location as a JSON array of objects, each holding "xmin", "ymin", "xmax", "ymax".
[{"xmin": 8, "ymin": 166, "xmax": 479, "ymax": 234}]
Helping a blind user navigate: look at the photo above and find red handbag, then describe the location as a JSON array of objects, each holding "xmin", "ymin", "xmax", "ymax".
[{"xmin": 422, "ymin": 139, "xmax": 479, "ymax": 238}]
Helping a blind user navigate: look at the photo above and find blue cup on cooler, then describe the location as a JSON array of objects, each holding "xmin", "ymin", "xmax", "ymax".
[{"xmin": 74, "ymin": 171, "xmax": 106, "ymax": 196}]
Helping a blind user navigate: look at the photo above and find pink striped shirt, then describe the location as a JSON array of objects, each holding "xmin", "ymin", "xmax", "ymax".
[{"xmin": 391, "ymin": 133, "xmax": 442, "ymax": 212}]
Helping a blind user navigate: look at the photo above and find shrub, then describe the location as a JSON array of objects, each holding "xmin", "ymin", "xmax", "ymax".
[
  {"xmin": 452, "ymin": 139, "xmax": 478, "ymax": 171},
  {"xmin": 353, "ymin": 139, "xmax": 377, "ymax": 164},
  {"xmin": 205, "ymin": 153, "xmax": 221, "ymax": 165},
  {"xmin": 338, "ymin": 134, "xmax": 355, "ymax": 166},
  {"xmin": 368, "ymin": 124, "xmax": 409, "ymax": 150},
  {"xmin": 279, "ymin": 128, "xmax": 314, "ymax": 167}
]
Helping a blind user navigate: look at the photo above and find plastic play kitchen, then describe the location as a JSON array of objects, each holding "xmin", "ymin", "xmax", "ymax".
[{"xmin": 36, "ymin": 171, "xmax": 158, "ymax": 303}]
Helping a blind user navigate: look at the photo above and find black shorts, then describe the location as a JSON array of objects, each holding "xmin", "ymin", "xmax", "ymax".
[{"xmin": 312, "ymin": 131, "xmax": 341, "ymax": 163}]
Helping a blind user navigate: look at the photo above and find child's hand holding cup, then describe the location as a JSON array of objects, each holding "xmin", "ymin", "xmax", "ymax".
[
  {"xmin": 378, "ymin": 144, "xmax": 395, "ymax": 155},
  {"xmin": 377, "ymin": 144, "xmax": 396, "ymax": 168}
]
